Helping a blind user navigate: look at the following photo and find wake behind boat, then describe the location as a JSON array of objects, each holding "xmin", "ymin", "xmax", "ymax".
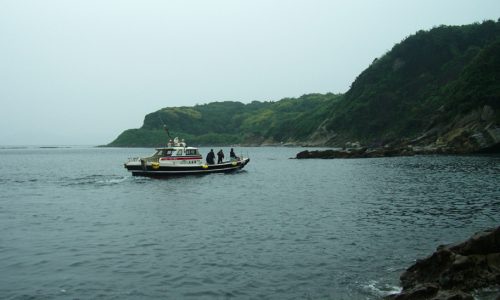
[{"xmin": 124, "ymin": 137, "xmax": 250, "ymax": 177}]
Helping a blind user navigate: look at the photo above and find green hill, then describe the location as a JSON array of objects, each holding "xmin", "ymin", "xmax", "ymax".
[
  {"xmin": 321, "ymin": 20, "xmax": 500, "ymax": 147},
  {"xmin": 108, "ymin": 93, "xmax": 341, "ymax": 147},
  {"xmin": 109, "ymin": 20, "xmax": 500, "ymax": 152}
]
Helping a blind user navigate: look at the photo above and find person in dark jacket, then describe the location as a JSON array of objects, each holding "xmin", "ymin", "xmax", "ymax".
[
  {"xmin": 217, "ymin": 149, "xmax": 224, "ymax": 164},
  {"xmin": 206, "ymin": 149, "xmax": 215, "ymax": 165},
  {"xmin": 230, "ymin": 148, "xmax": 237, "ymax": 159}
]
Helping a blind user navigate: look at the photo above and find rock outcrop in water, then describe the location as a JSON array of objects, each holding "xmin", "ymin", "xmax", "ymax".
[
  {"xmin": 295, "ymin": 147, "xmax": 416, "ymax": 159},
  {"xmin": 386, "ymin": 226, "xmax": 500, "ymax": 300}
]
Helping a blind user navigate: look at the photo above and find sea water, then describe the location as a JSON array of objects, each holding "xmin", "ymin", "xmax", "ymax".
[{"xmin": 0, "ymin": 146, "xmax": 499, "ymax": 299}]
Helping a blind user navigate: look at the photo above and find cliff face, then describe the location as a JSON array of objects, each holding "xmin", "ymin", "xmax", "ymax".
[
  {"xmin": 407, "ymin": 38, "xmax": 500, "ymax": 153},
  {"xmin": 109, "ymin": 21, "xmax": 500, "ymax": 153},
  {"xmin": 410, "ymin": 105, "xmax": 500, "ymax": 153}
]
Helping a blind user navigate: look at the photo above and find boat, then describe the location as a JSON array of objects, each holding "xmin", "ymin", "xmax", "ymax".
[{"xmin": 124, "ymin": 137, "xmax": 250, "ymax": 177}]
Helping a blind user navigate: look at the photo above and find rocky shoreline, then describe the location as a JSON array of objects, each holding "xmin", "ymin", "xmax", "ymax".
[
  {"xmin": 295, "ymin": 144, "xmax": 499, "ymax": 159},
  {"xmin": 386, "ymin": 226, "xmax": 500, "ymax": 300},
  {"xmin": 295, "ymin": 146, "xmax": 446, "ymax": 159},
  {"xmin": 295, "ymin": 104, "xmax": 500, "ymax": 158},
  {"xmin": 296, "ymin": 147, "xmax": 415, "ymax": 159}
]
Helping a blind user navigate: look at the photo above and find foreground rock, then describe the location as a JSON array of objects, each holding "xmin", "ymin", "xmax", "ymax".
[{"xmin": 386, "ymin": 226, "xmax": 500, "ymax": 300}]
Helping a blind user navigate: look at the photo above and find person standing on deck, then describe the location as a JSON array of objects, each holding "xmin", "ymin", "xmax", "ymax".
[
  {"xmin": 206, "ymin": 149, "xmax": 215, "ymax": 165},
  {"xmin": 217, "ymin": 149, "xmax": 224, "ymax": 164},
  {"xmin": 230, "ymin": 148, "xmax": 237, "ymax": 160}
]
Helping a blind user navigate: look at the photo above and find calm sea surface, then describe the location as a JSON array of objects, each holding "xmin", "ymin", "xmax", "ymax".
[{"xmin": 0, "ymin": 146, "xmax": 499, "ymax": 299}]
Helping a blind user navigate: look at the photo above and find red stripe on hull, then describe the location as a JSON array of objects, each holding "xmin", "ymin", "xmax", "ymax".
[{"xmin": 159, "ymin": 156, "xmax": 202, "ymax": 161}]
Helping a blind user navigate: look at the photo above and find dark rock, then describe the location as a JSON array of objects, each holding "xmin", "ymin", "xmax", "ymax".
[
  {"xmin": 386, "ymin": 226, "xmax": 500, "ymax": 300},
  {"xmin": 450, "ymin": 227, "xmax": 500, "ymax": 256},
  {"xmin": 386, "ymin": 287, "xmax": 474, "ymax": 300},
  {"xmin": 295, "ymin": 147, "xmax": 416, "ymax": 159},
  {"xmin": 391, "ymin": 283, "xmax": 439, "ymax": 300}
]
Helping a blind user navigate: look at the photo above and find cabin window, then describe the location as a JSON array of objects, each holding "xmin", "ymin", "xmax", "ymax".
[
  {"xmin": 161, "ymin": 150, "xmax": 173, "ymax": 156},
  {"xmin": 186, "ymin": 149, "xmax": 197, "ymax": 155},
  {"xmin": 176, "ymin": 149, "xmax": 183, "ymax": 156}
]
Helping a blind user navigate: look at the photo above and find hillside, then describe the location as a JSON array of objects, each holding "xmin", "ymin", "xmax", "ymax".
[
  {"xmin": 318, "ymin": 20, "xmax": 500, "ymax": 151},
  {"xmin": 109, "ymin": 20, "xmax": 500, "ymax": 152},
  {"xmin": 108, "ymin": 93, "xmax": 341, "ymax": 147}
]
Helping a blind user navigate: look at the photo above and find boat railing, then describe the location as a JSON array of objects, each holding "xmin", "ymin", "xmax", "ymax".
[
  {"xmin": 143, "ymin": 156, "xmax": 161, "ymax": 163},
  {"xmin": 128, "ymin": 155, "xmax": 161, "ymax": 162},
  {"xmin": 127, "ymin": 156, "xmax": 159, "ymax": 163}
]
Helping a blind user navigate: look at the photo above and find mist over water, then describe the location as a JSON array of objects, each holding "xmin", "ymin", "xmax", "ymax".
[{"xmin": 0, "ymin": 147, "xmax": 498, "ymax": 299}]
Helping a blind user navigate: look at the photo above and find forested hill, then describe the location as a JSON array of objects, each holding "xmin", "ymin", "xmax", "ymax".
[
  {"xmin": 108, "ymin": 20, "xmax": 500, "ymax": 152},
  {"xmin": 321, "ymin": 20, "xmax": 500, "ymax": 151},
  {"xmin": 108, "ymin": 93, "xmax": 342, "ymax": 147}
]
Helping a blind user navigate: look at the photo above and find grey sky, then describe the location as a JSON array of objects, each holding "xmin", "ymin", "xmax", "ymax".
[{"xmin": 1, "ymin": 0, "xmax": 499, "ymax": 145}]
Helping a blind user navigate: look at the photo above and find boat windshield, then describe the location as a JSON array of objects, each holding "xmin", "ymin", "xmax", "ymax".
[
  {"xmin": 185, "ymin": 149, "xmax": 199, "ymax": 156},
  {"xmin": 155, "ymin": 149, "xmax": 173, "ymax": 157}
]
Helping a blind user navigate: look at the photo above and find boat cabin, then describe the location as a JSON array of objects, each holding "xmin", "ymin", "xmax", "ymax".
[
  {"xmin": 141, "ymin": 137, "xmax": 203, "ymax": 166},
  {"xmin": 152, "ymin": 147, "xmax": 201, "ymax": 158}
]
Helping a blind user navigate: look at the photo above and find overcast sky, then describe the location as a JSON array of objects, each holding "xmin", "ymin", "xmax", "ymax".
[{"xmin": 1, "ymin": 0, "xmax": 499, "ymax": 145}]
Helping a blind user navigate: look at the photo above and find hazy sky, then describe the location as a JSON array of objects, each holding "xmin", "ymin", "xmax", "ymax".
[{"xmin": 1, "ymin": 0, "xmax": 499, "ymax": 145}]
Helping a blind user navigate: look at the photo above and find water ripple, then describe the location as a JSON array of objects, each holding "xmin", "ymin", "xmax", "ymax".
[{"xmin": 61, "ymin": 174, "xmax": 129, "ymax": 187}]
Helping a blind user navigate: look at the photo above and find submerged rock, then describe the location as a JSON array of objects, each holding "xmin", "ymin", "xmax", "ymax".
[{"xmin": 386, "ymin": 226, "xmax": 500, "ymax": 300}]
